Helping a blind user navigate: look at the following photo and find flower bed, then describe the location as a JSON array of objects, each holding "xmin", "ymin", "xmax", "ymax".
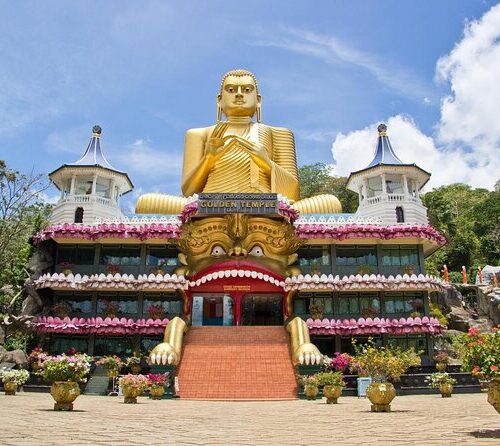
[
  {"xmin": 306, "ymin": 316, "xmax": 444, "ymax": 335},
  {"xmin": 33, "ymin": 316, "xmax": 170, "ymax": 335}
]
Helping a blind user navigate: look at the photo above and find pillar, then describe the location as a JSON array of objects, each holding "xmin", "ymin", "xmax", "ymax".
[
  {"xmin": 402, "ymin": 175, "xmax": 409, "ymax": 196},
  {"xmin": 91, "ymin": 173, "xmax": 97, "ymax": 195},
  {"xmin": 70, "ymin": 175, "xmax": 76, "ymax": 194},
  {"xmin": 381, "ymin": 173, "xmax": 387, "ymax": 194}
]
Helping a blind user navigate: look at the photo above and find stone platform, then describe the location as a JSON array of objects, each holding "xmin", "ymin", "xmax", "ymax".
[{"xmin": 1, "ymin": 392, "xmax": 499, "ymax": 445}]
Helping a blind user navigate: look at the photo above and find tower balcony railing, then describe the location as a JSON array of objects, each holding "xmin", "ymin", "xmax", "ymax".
[
  {"xmin": 59, "ymin": 194, "xmax": 118, "ymax": 207},
  {"xmin": 364, "ymin": 193, "xmax": 420, "ymax": 206}
]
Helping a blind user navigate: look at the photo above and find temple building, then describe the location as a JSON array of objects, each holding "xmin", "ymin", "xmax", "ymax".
[{"xmin": 31, "ymin": 70, "xmax": 447, "ymax": 399}]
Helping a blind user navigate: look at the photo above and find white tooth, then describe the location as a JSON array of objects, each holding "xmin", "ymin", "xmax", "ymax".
[
  {"xmin": 298, "ymin": 354, "xmax": 304, "ymax": 365},
  {"xmin": 305, "ymin": 353, "xmax": 311, "ymax": 365},
  {"xmin": 161, "ymin": 353, "xmax": 168, "ymax": 365}
]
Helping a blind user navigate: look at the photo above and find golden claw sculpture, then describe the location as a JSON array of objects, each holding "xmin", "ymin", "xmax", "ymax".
[
  {"xmin": 286, "ymin": 317, "xmax": 322, "ymax": 366},
  {"xmin": 149, "ymin": 317, "xmax": 188, "ymax": 366}
]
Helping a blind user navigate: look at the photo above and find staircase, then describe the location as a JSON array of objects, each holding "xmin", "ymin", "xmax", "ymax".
[
  {"xmin": 84, "ymin": 365, "xmax": 110, "ymax": 395},
  {"xmin": 176, "ymin": 326, "xmax": 297, "ymax": 400}
]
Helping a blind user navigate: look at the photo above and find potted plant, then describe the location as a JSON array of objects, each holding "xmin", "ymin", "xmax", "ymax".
[
  {"xmin": 455, "ymin": 327, "xmax": 500, "ymax": 415},
  {"xmin": 0, "ymin": 369, "xmax": 30, "ymax": 395},
  {"xmin": 148, "ymin": 304, "xmax": 166, "ymax": 320},
  {"xmin": 101, "ymin": 300, "xmax": 120, "ymax": 318},
  {"xmin": 315, "ymin": 371, "xmax": 345, "ymax": 404},
  {"xmin": 298, "ymin": 374, "xmax": 319, "ymax": 400},
  {"xmin": 352, "ymin": 339, "xmax": 421, "ymax": 412},
  {"xmin": 326, "ymin": 352, "xmax": 353, "ymax": 373},
  {"xmin": 40, "ymin": 354, "xmax": 91, "ymax": 410},
  {"xmin": 126, "ymin": 355, "xmax": 142, "ymax": 374},
  {"xmin": 119, "ymin": 374, "xmax": 149, "ymax": 404},
  {"xmin": 403, "ymin": 264, "xmax": 416, "ymax": 276},
  {"xmin": 147, "ymin": 373, "xmax": 169, "ymax": 400},
  {"xmin": 53, "ymin": 302, "xmax": 71, "ymax": 318},
  {"xmin": 28, "ymin": 347, "xmax": 48, "ymax": 371},
  {"xmin": 433, "ymin": 351, "xmax": 450, "ymax": 372},
  {"xmin": 361, "ymin": 306, "xmax": 378, "ymax": 319},
  {"xmin": 309, "ymin": 302, "xmax": 324, "ymax": 320},
  {"xmin": 426, "ymin": 372, "xmax": 457, "ymax": 397},
  {"xmin": 357, "ymin": 264, "xmax": 373, "ymax": 275},
  {"xmin": 106, "ymin": 264, "xmax": 121, "ymax": 275},
  {"xmin": 96, "ymin": 355, "xmax": 124, "ymax": 378}
]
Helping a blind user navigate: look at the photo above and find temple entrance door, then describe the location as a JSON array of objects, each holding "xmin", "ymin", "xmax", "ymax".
[
  {"xmin": 241, "ymin": 294, "xmax": 283, "ymax": 326},
  {"xmin": 191, "ymin": 294, "xmax": 234, "ymax": 326}
]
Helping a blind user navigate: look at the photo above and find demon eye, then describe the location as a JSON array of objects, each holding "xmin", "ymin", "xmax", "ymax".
[
  {"xmin": 210, "ymin": 245, "xmax": 227, "ymax": 256},
  {"xmin": 249, "ymin": 245, "xmax": 264, "ymax": 256}
]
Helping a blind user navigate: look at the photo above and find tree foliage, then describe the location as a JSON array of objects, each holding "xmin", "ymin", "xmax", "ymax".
[
  {"xmin": 0, "ymin": 160, "xmax": 51, "ymax": 315},
  {"xmin": 298, "ymin": 163, "xmax": 358, "ymax": 213},
  {"xmin": 423, "ymin": 184, "xmax": 499, "ymax": 271}
]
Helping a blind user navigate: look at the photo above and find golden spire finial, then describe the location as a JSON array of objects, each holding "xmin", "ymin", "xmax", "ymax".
[
  {"xmin": 377, "ymin": 123, "xmax": 387, "ymax": 136},
  {"xmin": 92, "ymin": 125, "xmax": 102, "ymax": 138}
]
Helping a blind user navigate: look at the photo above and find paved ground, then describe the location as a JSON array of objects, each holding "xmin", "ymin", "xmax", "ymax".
[{"xmin": 1, "ymin": 392, "xmax": 499, "ymax": 445}]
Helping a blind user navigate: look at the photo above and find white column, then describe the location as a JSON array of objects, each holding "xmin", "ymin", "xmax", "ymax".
[
  {"xmin": 91, "ymin": 173, "xmax": 97, "ymax": 195},
  {"xmin": 70, "ymin": 175, "xmax": 76, "ymax": 194},
  {"xmin": 358, "ymin": 185, "xmax": 363, "ymax": 203},
  {"xmin": 363, "ymin": 178, "xmax": 369, "ymax": 201},
  {"xmin": 110, "ymin": 179, "xmax": 116, "ymax": 202},
  {"xmin": 402, "ymin": 175, "xmax": 409, "ymax": 196},
  {"xmin": 381, "ymin": 173, "xmax": 387, "ymax": 194}
]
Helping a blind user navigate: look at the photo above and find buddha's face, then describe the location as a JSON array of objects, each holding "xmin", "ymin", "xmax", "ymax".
[
  {"xmin": 175, "ymin": 215, "xmax": 302, "ymax": 278},
  {"xmin": 218, "ymin": 75, "xmax": 261, "ymax": 118}
]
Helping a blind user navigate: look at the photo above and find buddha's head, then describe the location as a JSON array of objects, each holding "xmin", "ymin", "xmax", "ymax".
[
  {"xmin": 175, "ymin": 214, "xmax": 302, "ymax": 278},
  {"xmin": 218, "ymin": 69, "xmax": 261, "ymax": 122}
]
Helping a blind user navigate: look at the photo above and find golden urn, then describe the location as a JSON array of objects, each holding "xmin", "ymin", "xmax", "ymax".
[
  {"xmin": 122, "ymin": 385, "xmax": 142, "ymax": 404},
  {"xmin": 366, "ymin": 382, "xmax": 397, "ymax": 412},
  {"xmin": 323, "ymin": 385, "xmax": 343, "ymax": 404},
  {"xmin": 487, "ymin": 379, "xmax": 500, "ymax": 415},
  {"xmin": 50, "ymin": 381, "xmax": 80, "ymax": 411},
  {"xmin": 304, "ymin": 384, "xmax": 319, "ymax": 400},
  {"xmin": 439, "ymin": 382, "xmax": 453, "ymax": 398},
  {"xmin": 3, "ymin": 381, "xmax": 18, "ymax": 395},
  {"xmin": 150, "ymin": 385, "xmax": 165, "ymax": 400}
]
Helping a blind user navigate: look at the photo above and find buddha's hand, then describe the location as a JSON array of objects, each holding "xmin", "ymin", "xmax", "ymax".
[
  {"xmin": 295, "ymin": 343, "xmax": 322, "ymax": 366},
  {"xmin": 149, "ymin": 342, "xmax": 179, "ymax": 366},
  {"xmin": 205, "ymin": 122, "xmax": 229, "ymax": 161}
]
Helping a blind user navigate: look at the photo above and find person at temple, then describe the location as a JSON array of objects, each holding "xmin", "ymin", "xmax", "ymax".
[{"xmin": 136, "ymin": 69, "xmax": 341, "ymax": 215}]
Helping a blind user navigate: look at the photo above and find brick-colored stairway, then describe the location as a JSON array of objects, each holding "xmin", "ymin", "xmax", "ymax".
[{"xmin": 176, "ymin": 326, "xmax": 297, "ymax": 400}]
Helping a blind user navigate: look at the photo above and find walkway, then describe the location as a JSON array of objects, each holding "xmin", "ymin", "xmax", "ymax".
[{"xmin": 0, "ymin": 392, "xmax": 499, "ymax": 445}]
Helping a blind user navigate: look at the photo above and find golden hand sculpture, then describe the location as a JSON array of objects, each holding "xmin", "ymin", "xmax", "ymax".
[
  {"xmin": 135, "ymin": 69, "xmax": 341, "ymax": 215},
  {"xmin": 286, "ymin": 317, "xmax": 322, "ymax": 365},
  {"xmin": 149, "ymin": 317, "xmax": 188, "ymax": 366}
]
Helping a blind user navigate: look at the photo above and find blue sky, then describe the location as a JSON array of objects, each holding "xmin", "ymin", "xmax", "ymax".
[{"xmin": 1, "ymin": 1, "xmax": 499, "ymax": 212}]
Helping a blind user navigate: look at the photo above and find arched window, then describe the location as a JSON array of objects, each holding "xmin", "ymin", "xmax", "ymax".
[
  {"xmin": 74, "ymin": 207, "xmax": 84, "ymax": 223},
  {"xmin": 395, "ymin": 206, "xmax": 404, "ymax": 223}
]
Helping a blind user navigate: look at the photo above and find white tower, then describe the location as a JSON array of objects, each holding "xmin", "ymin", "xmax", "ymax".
[
  {"xmin": 48, "ymin": 125, "xmax": 133, "ymax": 225},
  {"xmin": 346, "ymin": 124, "xmax": 430, "ymax": 225}
]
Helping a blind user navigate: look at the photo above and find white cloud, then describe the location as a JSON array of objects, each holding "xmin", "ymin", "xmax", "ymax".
[{"xmin": 331, "ymin": 4, "xmax": 500, "ymax": 191}]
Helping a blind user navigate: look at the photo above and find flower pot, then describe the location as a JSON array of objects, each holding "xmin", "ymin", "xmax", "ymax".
[
  {"xmin": 50, "ymin": 381, "xmax": 80, "ymax": 411},
  {"xmin": 487, "ymin": 379, "xmax": 500, "ymax": 415},
  {"xmin": 130, "ymin": 365, "xmax": 141, "ymax": 375},
  {"xmin": 4, "ymin": 381, "xmax": 17, "ymax": 395},
  {"xmin": 107, "ymin": 369, "xmax": 119, "ymax": 379},
  {"xmin": 439, "ymin": 383, "xmax": 453, "ymax": 398},
  {"xmin": 150, "ymin": 385, "xmax": 165, "ymax": 400},
  {"xmin": 122, "ymin": 385, "xmax": 142, "ymax": 404},
  {"xmin": 366, "ymin": 382, "xmax": 396, "ymax": 412},
  {"xmin": 436, "ymin": 363, "xmax": 447, "ymax": 372},
  {"xmin": 304, "ymin": 384, "xmax": 319, "ymax": 400},
  {"xmin": 323, "ymin": 385, "xmax": 342, "ymax": 404}
]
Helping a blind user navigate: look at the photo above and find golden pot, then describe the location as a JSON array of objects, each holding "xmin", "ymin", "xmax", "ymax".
[
  {"xmin": 436, "ymin": 363, "xmax": 447, "ymax": 372},
  {"xmin": 4, "ymin": 381, "xmax": 17, "ymax": 395},
  {"xmin": 50, "ymin": 381, "xmax": 80, "ymax": 411},
  {"xmin": 107, "ymin": 369, "xmax": 119, "ymax": 379},
  {"xmin": 150, "ymin": 385, "xmax": 165, "ymax": 400},
  {"xmin": 130, "ymin": 365, "xmax": 142, "ymax": 375},
  {"xmin": 304, "ymin": 384, "xmax": 319, "ymax": 400},
  {"xmin": 487, "ymin": 379, "xmax": 500, "ymax": 415},
  {"xmin": 323, "ymin": 385, "xmax": 343, "ymax": 404},
  {"xmin": 439, "ymin": 383, "xmax": 453, "ymax": 397},
  {"xmin": 366, "ymin": 382, "xmax": 396, "ymax": 412},
  {"xmin": 122, "ymin": 385, "xmax": 142, "ymax": 404}
]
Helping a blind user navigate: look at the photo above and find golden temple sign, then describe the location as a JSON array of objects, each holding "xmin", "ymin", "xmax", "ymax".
[{"xmin": 197, "ymin": 193, "xmax": 278, "ymax": 215}]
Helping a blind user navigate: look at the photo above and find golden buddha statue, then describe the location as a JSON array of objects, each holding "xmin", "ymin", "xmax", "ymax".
[{"xmin": 136, "ymin": 69, "xmax": 341, "ymax": 215}]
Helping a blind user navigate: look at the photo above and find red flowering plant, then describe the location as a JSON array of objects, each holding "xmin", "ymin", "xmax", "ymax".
[
  {"xmin": 147, "ymin": 373, "xmax": 169, "ymax": 389},
  {"xmin": 148, "ymin": 304, "xmax": 166, "ymax": 320},
  {"xmin": 101, "ymin": 300, "xmax": 120, "ymax": 318},
  {"xmin": 456, "ymin": 327, "xmax": 500, "ymax": 382},
  {"xmin": 28, "ymin": 347, "xmax": 49, "ymax": 370},
  {"xmin": 325, "ymin": 352, "xmax": 354, "ymax": 373}
]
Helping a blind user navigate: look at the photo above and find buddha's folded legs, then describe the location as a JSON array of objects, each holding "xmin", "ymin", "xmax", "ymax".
[{"xmin": 135, "ymin": 193, "xmax": 187, "ymax": 215}]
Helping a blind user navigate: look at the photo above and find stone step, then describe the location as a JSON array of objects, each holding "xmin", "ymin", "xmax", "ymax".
[{"xmin": 177, "ymin": 326, "xmax": 297, "ymax": 400}]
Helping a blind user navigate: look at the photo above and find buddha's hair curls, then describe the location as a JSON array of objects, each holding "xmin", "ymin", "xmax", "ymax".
[{"xmin": 219, "ymin": 69, "xmax": 259, "ymax": 95}]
